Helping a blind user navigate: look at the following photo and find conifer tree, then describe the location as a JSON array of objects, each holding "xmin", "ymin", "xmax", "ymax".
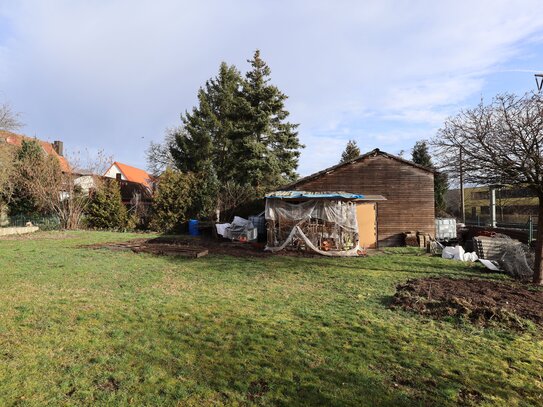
[
  {"xmin": 84, "ymin": 179, "xmax": 127, "ymax": 229},
  {"xmin": 238, "ymin": 50, "xmax": 302, "ymax": 192},
  {"xmin": 411, "ymin": 141, "xmax": 432, "ymax": 168},
  {"xmin": 149, "ymin": 168, "xmax": 194, "ymax": 232},
  {"xmin": 411, "ymin": 141, "xmax": 448, "ymax": 213},
  {"xmin": 153, "ymin": 51, "xmax": 304, "ymax": 218},
  {"xmin": 170, "ymin": 62, "xmax": 243, "ymax": 179},
  {"xmin": 340, "ymin": 140, "xmax": 361, "ymax": 163}
]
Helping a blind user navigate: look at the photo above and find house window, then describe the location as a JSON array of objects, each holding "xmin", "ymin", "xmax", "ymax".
[
  {"xmin": 480, "ymin": 206, "xmax": 490, "ymax": 215},
  {"xmin": 472, "ymin": 191, "xmax": 489, "ymax": 200}
]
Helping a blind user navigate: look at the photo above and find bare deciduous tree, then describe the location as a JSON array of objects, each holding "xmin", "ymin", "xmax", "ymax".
[
  {"xmin": 0, "ymin": 102, "xmax": 22, "ymax": 208},
  {"xmin": 14, "ymin": 142, "xmax": 111, "ymax": 229},
  {"xmin": 432, "ymin": 92, "xmax": 543, "ymax": 284},
  {"xmin": 146, "ymin": 129, "xmax": 176, "ymax": 176},
  {"xmin": 217, "ymin": 181, "xmax": 256, "ymax": 222},
  {"xmin": 0, "ymin": 103, "xmax": 23, "ymax": 131}
]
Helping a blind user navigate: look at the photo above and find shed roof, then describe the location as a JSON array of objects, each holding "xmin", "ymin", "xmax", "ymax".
[
  {"xmin": 285, "ymin": 148, "xmax": 434, "ymax": 190},
  {"xmin": 266, "ymin": 190, "xmax": 387, "ymax": 201}
]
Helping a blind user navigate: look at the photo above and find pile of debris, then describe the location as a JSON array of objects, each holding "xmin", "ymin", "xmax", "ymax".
[
  {"xmin": 430, "ymin": 232, "xmax": 535, "ymax": 281},
  {"xmin": 474, "ymin": 235, "xmax": 534, "ymax": 281},
  {"xmin": 215, "ymin": 216, "xmax": 258, "ymax": 242},
  {"xmin": 392, "ymin": 277, "xmax": 543, "ymax": 329}
]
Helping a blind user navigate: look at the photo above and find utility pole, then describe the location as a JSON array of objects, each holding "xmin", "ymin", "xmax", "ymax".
[{"xmin": 459, "ymin": 147, "xmax": 465, "ymax": 223}]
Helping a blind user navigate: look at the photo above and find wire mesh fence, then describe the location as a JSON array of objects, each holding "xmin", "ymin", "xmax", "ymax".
[
  {"xmin": 1, "ymin": 214, "xmax": 61, "ymax": 230},
  {"xmin": 464, "ymin": 216, "xmax": 537, "ymax": 244}
]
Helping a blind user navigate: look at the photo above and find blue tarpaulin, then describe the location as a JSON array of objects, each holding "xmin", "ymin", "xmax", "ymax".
[{"xmin": 265, "ymin": 191, "xmax": 364, "ymax": 200}]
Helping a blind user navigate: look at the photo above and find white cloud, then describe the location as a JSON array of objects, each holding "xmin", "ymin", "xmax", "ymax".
[{"xmin": 0, "ymin": 0, "xmax": 542, "ymax": 174}]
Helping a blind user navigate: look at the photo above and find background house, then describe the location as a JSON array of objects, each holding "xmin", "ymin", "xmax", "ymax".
[
  {"xmin": 0, "ymin": 130, "xmax": 69, "ymax": 171},
  {"xmin": 104, "ymin": 161, "xmax": 153, "ymax": 190},
  {"xmin": 284, "ymin": 149, "xmax": 435, "ymax": 247},
  {"xmin": 104, "ymin": 161, "xmax": 153, "ymax": 211},
  {"xmin": 446, "ymin": 186, "xmax": 538, "ymax": 226}
]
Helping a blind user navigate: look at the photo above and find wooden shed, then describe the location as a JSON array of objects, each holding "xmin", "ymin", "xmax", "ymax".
[{"xmin": 284, "ymin": 149, "xmax": 435, "ymax": 247}]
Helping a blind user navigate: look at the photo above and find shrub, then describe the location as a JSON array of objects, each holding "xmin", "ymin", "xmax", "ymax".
[
  {"xmin": 149, "ymin": 168, "xmax": 193, "ymax": 233},
  {"xmin": 84, "ymin": 179, "xmax": 127, "ymax": 230}
]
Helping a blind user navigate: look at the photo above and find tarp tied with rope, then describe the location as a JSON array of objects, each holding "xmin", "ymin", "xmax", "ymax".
[{"xmin": 265, "ymin": 191, "xmax": 362, "ymax": 256}]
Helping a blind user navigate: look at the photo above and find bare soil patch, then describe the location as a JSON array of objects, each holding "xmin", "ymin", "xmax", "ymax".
[
  {"xmin": 391, "ymin": 277, "xmax": 543, "ymax": 328},
  {"xmin": 82, "ymin": 235, "xmax": 330, "ymax": 258},
  {"xmin": 82, "ymin": 235, "xmax": 272, "ymax": 258}
]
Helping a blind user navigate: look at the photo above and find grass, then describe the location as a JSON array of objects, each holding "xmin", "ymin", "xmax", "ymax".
[{"xmin": 0, "ymin": 231, "xmax": 542, "ymax": 406}]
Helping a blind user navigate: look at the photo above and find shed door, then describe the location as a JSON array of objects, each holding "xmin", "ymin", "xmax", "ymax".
[{"xmin": 356, "ymin": 203, "xmax": 377, "ymax": 249}]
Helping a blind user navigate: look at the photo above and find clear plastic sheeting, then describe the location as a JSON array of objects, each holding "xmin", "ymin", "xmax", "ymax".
[
  {"xmin": 265, "ymin": 200, "xmax": 358, "ymax": 233},
  {"xmin": 265, "ymin": 199, "xmax": 360, "ymax": 256}
]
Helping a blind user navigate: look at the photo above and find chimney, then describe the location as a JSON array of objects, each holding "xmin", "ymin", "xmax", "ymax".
[{"xmin": 53, "ymin": 140, "xmax": 64, "ymax": 156}]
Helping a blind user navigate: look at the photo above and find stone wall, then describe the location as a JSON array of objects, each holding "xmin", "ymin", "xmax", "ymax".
[{"xmin": 0, "ymin": 226, "xmax": 39, "ymax": 236}]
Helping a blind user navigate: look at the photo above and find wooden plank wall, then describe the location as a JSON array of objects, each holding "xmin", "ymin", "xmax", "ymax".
[{"xmin": 290, "ymin": 154, "xmax": 435, "ymax": 247}]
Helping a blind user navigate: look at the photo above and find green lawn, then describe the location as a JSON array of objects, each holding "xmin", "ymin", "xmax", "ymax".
[{"xmin": 0, "ymin": 231, "xmax": 542, "ymax": 406}]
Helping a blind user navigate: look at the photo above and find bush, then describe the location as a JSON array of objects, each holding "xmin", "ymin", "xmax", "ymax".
[
  {"xmin": 84, "ymin": 179, "xmax": 127, "ymax": 230},
  {"xmin": 149, "ymin": 168, "xmax": 193, "ymax": 233}
]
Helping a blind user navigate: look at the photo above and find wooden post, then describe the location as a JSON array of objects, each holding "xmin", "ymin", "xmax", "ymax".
[{"xmin": 459, "ymin": 147, "xmax": 465, "ymax": 223}]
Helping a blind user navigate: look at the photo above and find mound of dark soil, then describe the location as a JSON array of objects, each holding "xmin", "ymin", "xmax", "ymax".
[{"xmin": 391, "ymin": 277, "xmax": 543, "ymax": 328}]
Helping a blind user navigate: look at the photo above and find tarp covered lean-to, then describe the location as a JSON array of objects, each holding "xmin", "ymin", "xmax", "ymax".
[{"xmin": 265, "ymin": 196, "xmax": 361, "ymax": 256}]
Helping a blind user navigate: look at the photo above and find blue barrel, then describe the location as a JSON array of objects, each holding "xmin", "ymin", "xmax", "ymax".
[{"xmin": 188, "ymin": 219, "xmax": 200, "ymax": 236}]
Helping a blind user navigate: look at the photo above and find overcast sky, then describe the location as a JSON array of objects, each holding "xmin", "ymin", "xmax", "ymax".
[{"xmin": 1, "ymin": 1, "xmax": 543, "ymax": 175}]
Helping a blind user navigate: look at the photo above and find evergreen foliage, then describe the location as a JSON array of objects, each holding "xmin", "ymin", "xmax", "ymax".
[
  {"xmin": 188, "ymin": 163, "xmax": 219, "ymax": 220},
  {"xmin": 84, "ymin": 179, "xmax": 127, "ymax": 230},
  {"xmin": 411, "ymin": 141, "xmax": 432, "ymax": 168},
  {"xmin": 171, "ymin": 62, "xmax": 242, "ymax": 176},
  {"xmin": 411, "ymin": 141, "xmax": 448, "ymax": 214},
  {"xmin": 162, "ymin": 50, "xmax": 303, "ymax": 217},
  {"xmin": 237, "ymin": 50, "xmax": 302, "ymax": 191},
  {"xmin": 150, "ymin": 168, "xmax": 194, "ymax": 232},
  {"xmin": 340, "ymin": 140, "xmax": 361, "ymax": 163}
]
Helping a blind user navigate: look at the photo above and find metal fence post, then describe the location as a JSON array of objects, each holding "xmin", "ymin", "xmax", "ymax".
[{"xmin": 528, "ymin": 216, "xmax": 533, "ymax": 244}]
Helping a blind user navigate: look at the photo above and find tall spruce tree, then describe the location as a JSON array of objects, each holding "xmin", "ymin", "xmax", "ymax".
[
  {"xmin": 158, "ymin": 51, "xmax": 303, "ymax": 218},
  {"xmin": 170, "ymin": 62, "xmax": 243, "ymax": 179},
  {"xmin": 340, "ymin": 140, "xmax": 361, "ymax": 163},
  {"xmin": 411, "ymin": 141, "xmax": 448, "ymax": 214},
  {"xmin": 238, "ymin": 50, "xmax": 302, "ymax": 192}
]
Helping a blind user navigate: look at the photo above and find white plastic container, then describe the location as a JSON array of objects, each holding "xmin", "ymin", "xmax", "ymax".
[{"xmin": 435, "ymin": 218, "xmax": 457, "ymax": 240}]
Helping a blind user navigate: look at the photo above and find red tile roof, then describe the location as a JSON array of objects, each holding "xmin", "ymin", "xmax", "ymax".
[
  {"xmin": 106, "ymin": 161, "xmax": 153, "ymax": 189},
  {"xmin": 0, "ymin": 130, "xmax": 70, "ymax": 172}
]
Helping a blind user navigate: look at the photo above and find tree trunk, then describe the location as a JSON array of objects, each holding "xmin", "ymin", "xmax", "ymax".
[{"xmin": 533, "ymin": 196, "xmax": 543, "ymax": 284}]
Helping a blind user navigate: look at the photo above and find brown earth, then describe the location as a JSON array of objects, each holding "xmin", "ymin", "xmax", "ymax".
[
  {"xmin": 83, "ymin": 236, "xmax": 272, "ymax": 258},
  {"xmin": 83, "ymin": 235, "xmax": 331, "ymax": 258},
  {"xmin": 391, "ymin": 277, "xmax": 543, "ymax": 328}
]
